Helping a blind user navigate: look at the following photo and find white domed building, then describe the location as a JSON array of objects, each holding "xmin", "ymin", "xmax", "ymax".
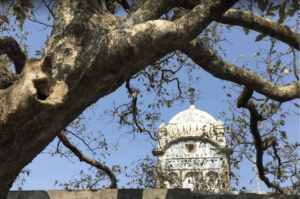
[{"xmin": 152, "ymin": 90, "xmax": 233, "ymax": 191}]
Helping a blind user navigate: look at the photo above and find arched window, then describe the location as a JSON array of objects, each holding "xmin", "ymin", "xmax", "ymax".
[
  {"xmin": 184, "ymin": 172, "xmax": 202, "ymax": 191},
  {"xmin": 167, "ymin": 173, "xmax": 179, "ymax": 188},
  {"xmin": 205, "ymin": 171, "xmax": 219, "ymax": 190}
]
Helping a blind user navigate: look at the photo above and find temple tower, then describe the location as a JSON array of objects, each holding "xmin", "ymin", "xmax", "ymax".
[{"xmin": 152, "ymin": 88, "xmax": 233, "ymax": 191}]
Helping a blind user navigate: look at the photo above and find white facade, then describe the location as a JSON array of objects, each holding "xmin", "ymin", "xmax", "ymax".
[{"xmin": 152, "ymin": 104, "xmax": 232, "ymax": 191}]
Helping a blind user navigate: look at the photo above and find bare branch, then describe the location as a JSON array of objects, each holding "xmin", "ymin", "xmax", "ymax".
[
  {"xmin": 57, "ymin": 131, "xmax": 117, "ymax": 188},
  {"xmin": 125, "ymin": 79, "xmax": 157, "ymax": 141},
  {"xmin": 168, "ymin": 77, "xmax": 182, "ymax": 96},
  {"xmin": 63, "ymin": 129, "xmax": 94, "ymax": 155},
  {"xmin": 42, "ymin": 0, "xmax": 55, "ymax": 18},
  {"xmin": 26, "ymin": 18, "xmax": 53, "ymax": 27}
]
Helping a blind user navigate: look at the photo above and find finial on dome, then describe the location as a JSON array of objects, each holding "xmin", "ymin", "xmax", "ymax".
[
  {"xmin": 215, "ymin": 116, "xmax": 224, "ymax": 127},
  {"xmin": 159, "ymin": 119, "xmax": 167, "ymax": 134},
  {"xmin": 189, "ymin": 87, "xmax": 195, "ymax": 105}
]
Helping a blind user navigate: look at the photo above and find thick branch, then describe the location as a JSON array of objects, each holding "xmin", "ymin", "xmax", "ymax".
[
  {"xmin": 120, "ymin": 0, "xmax": 238, "ymax": 34},
  {"xmin": 0, "ymin": 56, "xmax": 68, "ymax": 140},
  {"xmin": 57, "ymin": 131, "xmax": 117, "ymax": 188},
  {"xmin": 0, "ymin": 57, "xmax": 17, "ymax": 89},
  {"xmin": 215, "ymin": 9, "xmax": 299, "ymax": 51},
  {"xmin": 118, "ymin": 0, "xmax": 179, "ymax": 29},
  {"xmin": 237, "ymin": 86, "xmax": 253, "ymax": 108},
  {"xmin": 180, "ymin": 38, "xmax": 300, "ymax": 102},
  {"xmin": 0, "ymin": 0, "xmax": 258, "ymax": 197},
  {"xmin": 0, "ymin": 36, "xmax": 26, "ymax": 74},
  {"xmin": 237, "ymin": 86, "xmax": 284, "ymax": 193}
]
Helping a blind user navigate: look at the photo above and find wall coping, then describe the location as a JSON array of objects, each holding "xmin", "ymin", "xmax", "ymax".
[{"xmin": 8, "ymin": 189, "xmax": 299, "ymax": 199}]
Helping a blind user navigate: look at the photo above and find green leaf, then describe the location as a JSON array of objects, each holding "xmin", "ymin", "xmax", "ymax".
[
  {"xmin": 268, "ymin": 4, "xmax": 282, "ymax": 12},
  {"xmin": 204, "ymin": 28, "xmax": 212, "ymax": 33},
  {"xmin": 278, "ymin": 7, "xmax": 286, "ymax": 24},
  {"xmin": 212, "ymin": 31, "xmax": 217, "ymax": 37},
  {"xmin": 243, "ymin": 27, "xmax": 250, "ymax": 35},
  {"xmin": 266, "ymin": 2, "xmax": 274, "ymax": 12},
  {"xmin": 291, "ymin": 1, "xmax": 299, "ymax": 10},
  {"xmin": 257, "ymin": 0, "xmax": 269, "ymax": 12},
  {"xmin": 226, "ymin": 24, "xmax": 234, "ymax": 30},
  {"xmin": 280, "ymin": 131, "xmax": 287, "ymax": 139},
  {"xmin": 175, "ymin": 12, "xmax": 183, "ymax": 19},
  {"xmin": 213, "ymin": 22, "xmax": 219, "ymax": 31},
  {"xmin": 0, "ymin": 15, "xmax": 9, "ymax": 25},
  {"xmin": 288, "ymin": 9, "xmax": 297, "ymax": 17},
  {"xmin": 203, "ymin": 37, "xmax": 211, "ymax": 43},
  {"xmin": 266, "ymin": 12, "xmax": 276, "ymax": 17},
  {"xmin": 255, "ymin": 33, "xmax": 267, "ymax": 42}
]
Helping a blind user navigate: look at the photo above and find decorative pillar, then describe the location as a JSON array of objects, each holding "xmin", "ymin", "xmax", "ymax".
[{"xmin": 180, "ymin": 169, "xmax": 183, "ymax": 188}]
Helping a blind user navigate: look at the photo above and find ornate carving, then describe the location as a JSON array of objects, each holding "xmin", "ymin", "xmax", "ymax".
[{"xmin": 154, "ymin": 105, "xmax": 231, "ymax": 191}]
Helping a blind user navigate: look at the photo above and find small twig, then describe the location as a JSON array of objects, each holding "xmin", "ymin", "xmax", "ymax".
[
  {"xmin": 63, "ymin": 129, "xmax": 94, "ymax": 155},
  {"xmin": 125, "ymin": 79, "xmax": 157, "ymax": 141}
]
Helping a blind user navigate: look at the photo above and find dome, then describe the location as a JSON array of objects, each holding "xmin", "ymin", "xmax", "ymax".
[
  {"xmin": 215, "ymin": 116, "xmax": 224, "ymax": 127},
  {"xmin": 166, "ymin": 104, "xmax": 217, "ymax": 134}
]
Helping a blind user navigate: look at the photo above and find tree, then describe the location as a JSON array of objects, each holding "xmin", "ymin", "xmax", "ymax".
[{"xmin": 0, "ymin": 0, "xmax": 299, "ymax": 198}]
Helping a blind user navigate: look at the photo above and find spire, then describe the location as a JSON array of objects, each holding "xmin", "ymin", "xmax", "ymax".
[
  {"xmin": 159, "ymin": 119, "xmax": 166, "ymax": 130},
  {"xmin": 189, "ymin": 87, "xmax": 195, "ymax": 105},
  {"xmin": 215, "ymin": 116, "xmax": 224, "ymax": 127}
]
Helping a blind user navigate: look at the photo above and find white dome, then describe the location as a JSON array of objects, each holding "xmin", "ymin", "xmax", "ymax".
[{"xmin": 167, "ymin": 105, "xmax": 216, "ymax": 133}]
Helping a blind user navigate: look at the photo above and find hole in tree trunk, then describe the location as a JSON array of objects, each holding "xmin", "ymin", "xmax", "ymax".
[
  {"xmin": 33, "ymin": 79, "xmax": 49, "ymax": 101},
  {"xmin": 37, "ymin": 90, "xmax": 48, "ymax": 100}
]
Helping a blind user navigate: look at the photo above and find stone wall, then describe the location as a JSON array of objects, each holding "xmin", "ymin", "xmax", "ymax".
[{"xmin": 7, "ymin": 189, "xmax": 299, "ymax": 199}]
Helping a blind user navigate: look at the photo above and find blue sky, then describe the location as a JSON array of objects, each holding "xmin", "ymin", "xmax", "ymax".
[{"xmin": 2, "ymin": 0, "xmax": 299, "ymax": 193}]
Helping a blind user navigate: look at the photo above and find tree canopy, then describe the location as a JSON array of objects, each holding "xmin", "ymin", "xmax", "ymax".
[{"xmin": 0, "ymin": 0, "xmax": 299, "ymax": 198}]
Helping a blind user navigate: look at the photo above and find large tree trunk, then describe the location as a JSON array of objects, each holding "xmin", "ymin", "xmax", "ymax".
[{"xmin": 0, "ymin": 0, "xmax": 239, "ymax": 197}]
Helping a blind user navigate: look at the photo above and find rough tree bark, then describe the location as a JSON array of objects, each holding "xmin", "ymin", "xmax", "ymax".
[
  {"xmin": 0, "ymin": 0, "xmax": 299, "ymax": 198},
  {"xmin": 0, "ymin": 0, "xmax": 239, "ymax": 197}
]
